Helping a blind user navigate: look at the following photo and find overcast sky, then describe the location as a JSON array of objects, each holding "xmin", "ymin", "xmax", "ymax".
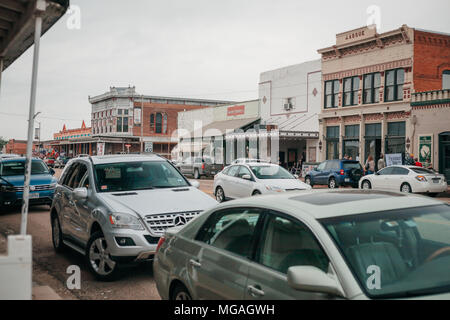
[{"xmin": 0, "ymin": 0, "xmax": 449, "ymax": 140}]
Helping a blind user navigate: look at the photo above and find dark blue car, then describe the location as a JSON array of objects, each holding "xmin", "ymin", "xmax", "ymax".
[
  {"xmin": 0, "ymin": 157, "xmax": 57, "ymax": 210},
  {"xmin": 304, "ymin": 159, "xmax": 363, "ymax": 188}
]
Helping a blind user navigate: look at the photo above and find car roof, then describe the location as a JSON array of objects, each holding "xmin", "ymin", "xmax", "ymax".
[
  {"xmin": 87, "ymin": 154, "xmax": 166, "ymax": 165},
  {"xmin": 213, "ymin": 189, "xmax": 445, "ymax": 220},
  {"xmin": 0, "ymin": 157, "xmax": 41, "ymax": 163}
]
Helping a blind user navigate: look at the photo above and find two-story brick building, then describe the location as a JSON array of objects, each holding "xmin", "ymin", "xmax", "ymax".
[
  {"xmin": 317, "ymin": 25, "xmax": 450, "ymax": 171},
  {"xmin": 85, "ymin": 86, "xmax": 232, "ymax": 157}
]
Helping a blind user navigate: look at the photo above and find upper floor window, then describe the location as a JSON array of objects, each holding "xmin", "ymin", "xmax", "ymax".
[
  {"xmin": 155, "ymin": 113, "xmax": 162, "ymax": 133},
  {"xmin": 343, "ymin": 76, "xmax": 360, "ymax": 106},
  {"xmin": 150, "ymin": 112, "xmax": 168, "ymax": 134},
  {"xmin": 363, "ymin": 72, "xmax": 381, "ymax": 104},
  {"xmin": 385, "ymin": 68, "xmax": 405, "ymax": 102},
  {"xmin": 117, "ymin": 109, "xmax": 129, "ymax": 133},
  {"xmin": 324, "ymin": 80, "xmax": 339, "ymax": 109},
  {"xmin": 443, "ymin": 70, "xmax": 450, "ymax": 90}
]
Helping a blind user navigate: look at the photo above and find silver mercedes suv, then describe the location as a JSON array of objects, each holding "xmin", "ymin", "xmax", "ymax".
[{"xmin": 50, "ymin": 154, "xmax": 217, "ymax": 280}]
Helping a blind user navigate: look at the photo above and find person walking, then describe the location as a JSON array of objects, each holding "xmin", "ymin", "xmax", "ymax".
[
  {"xmin": 365, "ymin": 155, "xmax": 376, "ymax": 175},
  {"xmin": 377, "ymin": 153, "xmax": 386, "ymax": 171}
]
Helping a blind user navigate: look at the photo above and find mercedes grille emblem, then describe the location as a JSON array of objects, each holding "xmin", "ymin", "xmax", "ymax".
[{"xmin": 173, "ymin": 215, "xmax": 187, "ymax": 226}]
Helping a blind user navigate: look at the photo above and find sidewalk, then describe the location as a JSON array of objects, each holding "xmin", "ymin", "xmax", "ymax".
[{"xmin": 0, "ymin": 233, "xmax": 62, "ymax": 300}]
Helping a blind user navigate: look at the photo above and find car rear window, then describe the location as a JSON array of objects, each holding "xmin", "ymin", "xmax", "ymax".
[
  {"xmin": 411, "ymin": 168, "xmax": 435, "ymax": 174},
  {"xmin": 343, "ymin": 162, "xmax": 362, "ymax": 170}
]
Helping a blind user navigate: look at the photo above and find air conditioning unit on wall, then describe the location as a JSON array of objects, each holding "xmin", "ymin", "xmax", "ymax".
[{"xmin": 284, "ymin": 103, "xmax": 293, "ymax": 111}]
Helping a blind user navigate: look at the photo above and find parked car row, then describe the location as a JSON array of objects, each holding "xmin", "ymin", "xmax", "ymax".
[
  {"xmin": 302, "ymin": 159, "xmax": 447, "ymax": 197},
  {"xmin": 2, "ymin": 154, "xmax": 449, "ymax": 300}
]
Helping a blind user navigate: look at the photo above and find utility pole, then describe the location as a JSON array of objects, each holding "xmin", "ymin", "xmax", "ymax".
[
  {"xmin": 21, "ymin": 0, "xmax": 45, "ymax": 235},
  {"xmin": 141, "ymin": 94, "xmax": 144, "ymax": 153}
]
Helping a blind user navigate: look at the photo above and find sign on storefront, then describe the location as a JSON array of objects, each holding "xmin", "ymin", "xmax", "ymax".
[
  {"xmin": 418, "ymin": 135, "xmax": 433, "ymax": 167},
  {"xmin": 385, "ymin": 153, "xmax": 403, "ymax": 166},
  {"xmin": 145, "ymin": 141, "xmax": 153, "ymax": 153},
  {"xmin": 97, "ymin": 142, "xmax": 105, "ymax": 156},
  {"xmin": 134, "ymin": 107, "xmax": 141, "ymax": 125}
]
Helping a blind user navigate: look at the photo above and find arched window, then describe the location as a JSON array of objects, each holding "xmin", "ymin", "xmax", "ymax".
[
  {"xmin": 150, "ymin": 114, "xmax": 155, "ymax": 132},
  {"xmin": 443, "ymin": 70, "xmax": 450, "ymax": 90},
  {"xmin": 163, "ymin": 113, "xmax": 168, "ymax": 134},
  {"xmin": 155, "ymin": 113, "xmax": 162, "ymax": 133}
]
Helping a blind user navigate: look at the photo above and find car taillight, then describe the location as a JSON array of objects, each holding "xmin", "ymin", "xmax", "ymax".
[
  {"xmin": 202, "ymin": 163, "xmax": 205, "ymax": 170},
  {"xmin": 415, "ymin": 175, "xmax": 427, "ymax": 182},
  {"xmin": 156, "ymin": 236, "xmax": 166, "ymax": 252},
  {"xmin": 340, "ymin": 169, "xmax": 345, "ymax": 176}
]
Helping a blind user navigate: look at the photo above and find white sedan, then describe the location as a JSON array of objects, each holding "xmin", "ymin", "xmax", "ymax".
[
  {"xmin": 213, "ymin": 162, "xmax": 311, "ymax": 202},
  {"xmin": 359, "ymin": 165, "xmax": 447, "ymax": 196}
]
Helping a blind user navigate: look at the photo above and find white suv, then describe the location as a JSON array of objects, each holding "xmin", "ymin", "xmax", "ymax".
[{"xmin": 50, "ymin": 154, "xmax": 217, "ymax": 280}]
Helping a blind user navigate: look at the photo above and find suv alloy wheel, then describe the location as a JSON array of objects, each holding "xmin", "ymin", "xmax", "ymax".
[{"xmin": 86, "ymin": 231, "xmax": 120, "ymax": 281}]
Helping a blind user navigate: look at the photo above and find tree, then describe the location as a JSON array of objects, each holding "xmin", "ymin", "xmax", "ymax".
[{"xmin": 0, "ymin": 137, "xmax": 8, "ymax": 152}]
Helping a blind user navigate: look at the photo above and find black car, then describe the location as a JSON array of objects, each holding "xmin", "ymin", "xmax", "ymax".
[{"xmin": 304, "ymin": 159, "xmax": 364, "ymax": 188}]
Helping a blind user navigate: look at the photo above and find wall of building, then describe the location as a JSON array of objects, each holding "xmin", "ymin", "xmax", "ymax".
[
  {"xmin": 412, "ymin": 104, "xmax": 450, "ymax": 170},
  {"xmin": 259, "ymin": 59, "xmax": 322, "ymax": 133},
  {"xmin": 318, "ymin": 26, "xmax": 416, "ymax": 163},
  {"xmin": 413, "ymin": 30, "xmax": 450, "ymax": 92}
]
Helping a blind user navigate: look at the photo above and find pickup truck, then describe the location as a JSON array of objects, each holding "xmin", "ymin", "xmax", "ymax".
[{"xmin": 178, "ymin": 156, "xmax": 223, "ymax": 179}]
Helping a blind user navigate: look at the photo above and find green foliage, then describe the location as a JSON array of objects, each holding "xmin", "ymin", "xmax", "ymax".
[{"xmin": 0, "ymin": 137, "xmax": 8, "ymax": 150}]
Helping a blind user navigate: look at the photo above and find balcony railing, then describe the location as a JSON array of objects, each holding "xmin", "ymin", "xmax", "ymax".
[{"xmin": 411, "ymin": 89, "xmax": 450, "ymax": 106}]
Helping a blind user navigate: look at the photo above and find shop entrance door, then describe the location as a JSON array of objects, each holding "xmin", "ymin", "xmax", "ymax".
[{"xmin": 439, "ymin": 132, "xmax": 450, "ymax": 182}]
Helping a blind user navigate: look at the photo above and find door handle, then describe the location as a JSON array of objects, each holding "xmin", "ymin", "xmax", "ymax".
[
  {"xmin": 189, "ymin": 259, "xmax": 202, "ymax": 268},
  {"xmin": 247, "ymin": 285, "xmax": 265, "ymax": 297}
]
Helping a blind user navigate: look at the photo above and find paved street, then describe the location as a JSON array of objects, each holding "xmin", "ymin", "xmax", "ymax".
[{"xmin": 0, "ymin": 169, "xmax": 448, "ymax": 300}]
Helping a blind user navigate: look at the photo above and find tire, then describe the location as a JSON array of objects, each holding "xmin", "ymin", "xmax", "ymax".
[
  {"xmin": 361, "ymin": 180, "xmax": 372, "ymax": 190},
  {"xmin": 194, "ymin": 169, "xmax": 200, "ymax": 180},
  {"xmin": 171, "ymin": 283, "xmax": 192, "ymax": 300},
  {"xmin": 400, "ymin": 183, "xmax": 412, "ymax": 193},
  {"xmin": 51, "ymin": 214, "xmax": 66, "ymax": 253},
  {"xmin": 252, "ymin": 190, "xmax": 261, "ymax": 196},
  {"xmin": 305, "ymin": 176, "xmax": 313, "ymax": 187},
  {"xmin": 328, "ymin": 177, "xmax": 338, "ymax": 189},
  {"xmin": 215, "ymin": 186, "xmax": 225, "ymax": 203},
  {"xmin": 86, "ymin": 231, "xmax": 121, "ymax": 281}
]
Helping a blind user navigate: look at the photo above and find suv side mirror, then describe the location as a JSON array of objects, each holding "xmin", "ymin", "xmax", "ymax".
[
  {"xmin": 49, "ymin": 168, "xmax": 55, "ymax": 175},
  {"xmin": 287, "ymin": 266, "xmax": 344, "ymax": 297},
  {"xmin": 242, "ymin": 174, "xmax": 252, "ymax": 181},
  {"xmin": 73, "ymin": 187, "xmax": 88, "ymax": 200}
]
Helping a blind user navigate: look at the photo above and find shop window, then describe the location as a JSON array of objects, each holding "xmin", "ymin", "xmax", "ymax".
[
  {"xmin": 343, "ymin": 76, "xmax": 360, "ymax": 106},
  {"xmin": 387, "ymin": 122, "xmax": 405, "ymax": 137},
  {"xmin": 365, "ymin": 123, "xmax": 381, "ymax": 137},
  {"xmin": 385, "ymin": 69, "xmax": 405, "ymax": 102},
  {"xmin": 324, "ymin": 80, "xmax": 339, "ymax": 109},
  {"xmin": 443, "ymin": 70, "xmax": 450, "ymax": 90},
  {"xmin": 363, "ymin": 73, "xmax": 381, "ymax": 104},
  {"xmin": 326, "ymin": 126, "xmax": 340, "ymax": 160},
  {"xmin": 343, "ymin": 125, "xmax": 360, "ymax": 160}
]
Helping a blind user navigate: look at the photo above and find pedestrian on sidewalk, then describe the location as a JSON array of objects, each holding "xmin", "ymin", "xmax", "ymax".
[
  {"xmin": 365, "ymin": 155, "xmax": 375, "ymax": 175},
  {"xmin": 377, "ymin": 153, "xmax": 386, "ymax": 171}
]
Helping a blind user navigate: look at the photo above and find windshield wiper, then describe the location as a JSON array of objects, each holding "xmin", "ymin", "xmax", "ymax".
[{"xmin": 130, "ymin": 186, "xmax": 155, "ymax": 191}]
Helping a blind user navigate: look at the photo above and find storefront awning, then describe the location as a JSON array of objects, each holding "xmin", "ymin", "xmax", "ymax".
[
  {"xmin": 191, "ymin": 117, "xmax": 260, "ymax": 138},
  {"xmin": 0, "ymin": 0, "xmax": 69, "ymax": 71}
]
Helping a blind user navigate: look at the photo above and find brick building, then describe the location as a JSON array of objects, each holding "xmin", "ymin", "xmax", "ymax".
[
  {"xmin": 48, "ymin": 87, "xmax": 233, "ymax": 158},
  {"xmin": 317, "ymin": 25, "xmax": 450, "ymax": 170}
]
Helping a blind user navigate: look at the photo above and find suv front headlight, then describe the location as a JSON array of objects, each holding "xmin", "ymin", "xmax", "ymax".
[{"xmin": 108, "ymin": 212, "xmax": 145, "ymax": 230}]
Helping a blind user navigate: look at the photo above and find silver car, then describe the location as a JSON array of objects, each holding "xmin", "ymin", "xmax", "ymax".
[
  {"xmin": 50, "ymin": 154, "xmax": 217, "ymax": 280},
  {"xmin": 154, "ymin": 190, "xmax": 450, "ymax": 300}
]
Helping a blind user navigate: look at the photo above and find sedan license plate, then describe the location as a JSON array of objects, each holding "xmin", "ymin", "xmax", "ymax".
[
  {"xmin": 432, "ymin": 178, "xmax": 440, "ymax": 183},
  {"xmin": 345, "ymin": 178, "xmax": 350, "ymax": 182},
  {"xmin": 29, "ymin": 193, "xmax": 40, "ymax": 199}
]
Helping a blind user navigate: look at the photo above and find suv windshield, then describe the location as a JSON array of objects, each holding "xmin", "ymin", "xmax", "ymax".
[
  {"xmin": 250, "ymin": 165, "xmax": 294, "ymax": 180},
  {"xmin": 320, "ymin": 205, "xmax": 450, "ymax": 299},
  {"xmin": 94, "ymin": 161, "xmax": 189, "ymax": 192},
  {"xmin": 0, "ymin": 160, "xmax": 49, "ymax": 176}
]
